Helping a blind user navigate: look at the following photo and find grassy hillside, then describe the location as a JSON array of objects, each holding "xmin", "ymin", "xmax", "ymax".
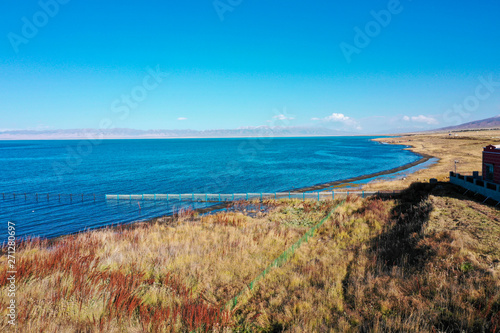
[{"xmin": 1, "ymin": 184, "xmax": 499, "ymax": 332}]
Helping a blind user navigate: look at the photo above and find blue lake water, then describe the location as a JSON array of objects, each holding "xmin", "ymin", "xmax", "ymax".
[{"xmin": 0, "ymin": 137, "xmax": 421, "ymax": 239}]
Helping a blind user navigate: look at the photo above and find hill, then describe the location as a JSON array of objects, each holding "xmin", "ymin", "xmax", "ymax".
[{"xmin": 436, "ymin": 115, "xmax": 500, "ymax": 132}]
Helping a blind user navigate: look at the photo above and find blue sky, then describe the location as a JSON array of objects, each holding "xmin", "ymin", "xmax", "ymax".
[{"xmin": 1, "ymin": 0, "xmax": 499, "ymax": 133}]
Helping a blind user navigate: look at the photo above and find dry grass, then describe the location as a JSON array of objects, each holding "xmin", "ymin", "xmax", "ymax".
[
  {"xmin": 366, "ymin": 130, "xmax": 500, "ymax": 191},
  {"xmin": 1, "ymin": 185, "xmax": 499, "ymax": 332},
  {"xmin": 0, "ymin": 199, "xmax": 338, "ymax": 332},
  {"xmin": 234, "ymin": 184, "xmax": 500, "ymax": 332}
]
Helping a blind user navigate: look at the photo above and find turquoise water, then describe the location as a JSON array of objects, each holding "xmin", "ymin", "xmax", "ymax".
[{"xmin": 0, "ymin": 137, "xmax": 421, "ymax": 239}]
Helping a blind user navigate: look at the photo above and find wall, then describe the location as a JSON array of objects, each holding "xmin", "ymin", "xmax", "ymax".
[{"xmin": 450, "ymin": 172, "xmax": 500, "ymax": 202}]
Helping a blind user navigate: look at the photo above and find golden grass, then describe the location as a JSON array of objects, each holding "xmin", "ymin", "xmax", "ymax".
[
  {"xmin": 366, "ymin": 130, "xmax": 500, "ymax": 191},
  {"xmin": 1, "ymin": 185, "xmax": 499, "ymax": 332},
  {"xmin": 0, "ymin": 199, "xmax": 338, "ymax": 332},
  {"xmin": 233, "ymin": 184, "xmax": 500, "ymax": 332}
]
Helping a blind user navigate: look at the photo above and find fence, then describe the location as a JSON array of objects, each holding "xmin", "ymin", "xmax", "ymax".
[
  {"xmin": 105, "ymin": 191, "xmax": 400, "ymax": 202},
  {"xmin": 1, "ymin": 193, "xmax": 99, "ymax": 202},
  {"xmin": 0, "ymin": 190, "xmax": 403, "ymax": 204},
  {"xmin": 450, "ymin": 171, "xmax": 500, "ymax": 203}
]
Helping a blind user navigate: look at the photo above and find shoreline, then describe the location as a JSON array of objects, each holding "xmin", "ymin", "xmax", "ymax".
[
  {"xmin": 43, "ymin": 137, "xmax": 434, "ymax": 243},
  {"xmin": 25, "ymin": 135, "xmax": 438, "ymax": 243},
  {"xmin": 291, "ymin": 141, "xmax": 435, "ymax": 192},
  {"xmin": 290, "ymin": 154, "xmax": 433, "ymax": 192},
  {"xmin": 45, "ymin": 201, "xmax": 234, "ymax": 246}
]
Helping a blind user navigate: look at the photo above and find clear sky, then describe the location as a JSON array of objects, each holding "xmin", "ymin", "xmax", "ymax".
[{"xmin": 1, "ymin": 0, "xmax": 499, "ymax": 133}]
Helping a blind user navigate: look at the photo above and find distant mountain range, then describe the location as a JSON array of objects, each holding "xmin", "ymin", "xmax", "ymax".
[
  {"xmin": 435, "ymin": 116, "xmax": 500, "ymax": 132},
  {"xmin": 0, "ymin": 127, "xmax": 353, "ymax": 140},
  {"xmin": 5, "ymin": 116, "xmax": 500, "ymax": 140}
]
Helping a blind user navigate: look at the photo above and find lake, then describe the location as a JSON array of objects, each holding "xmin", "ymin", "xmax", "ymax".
[{"xmin": 0, "ymin": 137, "xmax": 421, "ymax": 239}]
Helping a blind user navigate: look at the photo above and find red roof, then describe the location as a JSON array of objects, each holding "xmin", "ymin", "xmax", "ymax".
[{"xmin": 484, "ymin": 144, "xmax": 500, "ymax": 151}]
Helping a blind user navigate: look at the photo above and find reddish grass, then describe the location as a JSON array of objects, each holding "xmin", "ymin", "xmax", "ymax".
[{"xmin": 0, "ymin": 233, "xmax": 232, "ymax": 332}]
